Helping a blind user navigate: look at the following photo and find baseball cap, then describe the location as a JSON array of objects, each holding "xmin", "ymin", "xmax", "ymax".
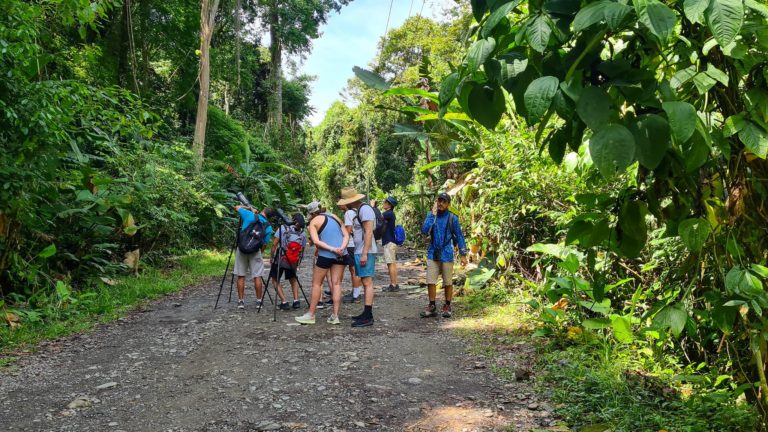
[
  {"xmin": 306, "ymin": 201, "xmax": 322, "ymax": 215},
  {"xmin": 437, "ymin": 192, "xmax": 451, "ymax": 202},
  {"xmin": 385, "ymin": 196, "xmax": 398, "ymax": 207}
]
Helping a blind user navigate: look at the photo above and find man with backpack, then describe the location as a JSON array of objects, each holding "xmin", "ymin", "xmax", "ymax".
[
  {"xmin": 234, "ymin": 205, "xmax": 275, "ymax": 309},
  {"xmin": 420, "ymin": 193, "xmax": 467, "ymax": 318},
  {"xmin": 337, "ymin": 187, "xmax": 380, "ymax": 327},
  {"xmin": 269, "ymin": 213, "xmax": 307, "ymax": 311},
  {"xmin": 381, "ymin": 196, "xmax": 400, "ymax": 292}
]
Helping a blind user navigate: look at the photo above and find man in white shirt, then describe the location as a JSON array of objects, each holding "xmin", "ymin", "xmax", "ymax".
[
  {"xmin": 341, "ymin": 203, "xmax": 363, "ymax": 302},
  {"xmin": 336, "ymin": 187, "xmax": 377, "ymax": 327}
]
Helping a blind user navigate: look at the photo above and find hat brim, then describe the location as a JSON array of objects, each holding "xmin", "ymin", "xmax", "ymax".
[{"xmin": 336, "ymin": 193, "xmax": 365, "ymax": 206}]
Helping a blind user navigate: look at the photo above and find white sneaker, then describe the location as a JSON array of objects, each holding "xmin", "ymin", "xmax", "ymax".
[
  {"xmin": 237, "ymin": 300, "xmax": 245, "ymax": 309},
  {"xmin": 327, "ymin": 314, "xmax": 341, "ymax": 325},
  {"xmin": 295, "ymin": 313, "xmax": 316, "ymax": 325}
]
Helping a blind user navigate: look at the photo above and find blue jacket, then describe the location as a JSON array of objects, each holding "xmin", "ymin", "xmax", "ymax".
[{"xmin": 421, "ymin": 211, "xmax": 467, "ymax": 262}]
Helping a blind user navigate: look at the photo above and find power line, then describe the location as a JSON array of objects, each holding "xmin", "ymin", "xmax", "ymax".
[
  {"xmin": 408, "ymin": 0, "xmax": 415, "ymax": 17},
  {"xmin": 418, "ymin": 0, "xmax": 426, "ymax": 17},
  {"xmin": 384, "ymin": 0, "xmax": 394, "ymax": 36}
]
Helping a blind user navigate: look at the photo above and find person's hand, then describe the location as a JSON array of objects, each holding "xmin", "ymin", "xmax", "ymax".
[
  {"xmin": 314, "ymin": 248, "xmax": 319, "ymax": 257},
  {"xmin": 431, "ymin": 202, "xmax": 438, "ymax": 215},
  {"xmin": 461, "ymin": 255, "xmax": 468, "ymax": 266},
  {"xmin": 334, "ymin": 247, "xmax": 344, "ymax": 257},
  {"xmin": 360, "ymin": 254, "xmax": 368, "ymax": 266}
]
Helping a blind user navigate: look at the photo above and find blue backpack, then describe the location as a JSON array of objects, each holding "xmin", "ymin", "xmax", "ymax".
[{"xmin": 394, "ymin": 224, "xmax": 406, "ymax": 246}]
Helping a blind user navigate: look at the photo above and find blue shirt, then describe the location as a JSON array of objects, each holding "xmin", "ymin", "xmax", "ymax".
[
  {"xmin": 421, "ymin": 211, "xmax": 467, "ymax": 262},
  {"xmin": 238, "ymin": 208, "xmax": 273, "ymax": 244},
  {"xmin": 317, "ymin": 213, "xmax": 346, "ymax": 259},
  {"xmin": 381, "ymin": 210, "xmax": 396, "ymax": 245}
]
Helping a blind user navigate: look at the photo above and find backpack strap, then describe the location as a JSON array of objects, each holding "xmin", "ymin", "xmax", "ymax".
[{"xmin": 318, "ymin": 215, "xmax": 329, "ymax": 236}]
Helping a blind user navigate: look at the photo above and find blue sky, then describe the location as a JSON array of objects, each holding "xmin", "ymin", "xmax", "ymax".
[{"xmin": 297, "ymin": 0, "xmax": 454, "ymax": 125}]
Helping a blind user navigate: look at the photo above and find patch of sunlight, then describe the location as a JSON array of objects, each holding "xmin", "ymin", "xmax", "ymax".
[
  {"xmin": 405, "ymin": 404, "xmax": 509, "ymax": 432},
  {"xmin": 442, "ymin": 302, "xmax": 535, "ymax": 334}
]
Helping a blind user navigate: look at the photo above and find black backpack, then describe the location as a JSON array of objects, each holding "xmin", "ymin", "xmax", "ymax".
[
  {"xmin": 238, "ymin": 215, "xmax": 267, "ymax": 254},
  {"xmin": 356, "ymin": 204, "xmax": 385, "ymax": 240}
]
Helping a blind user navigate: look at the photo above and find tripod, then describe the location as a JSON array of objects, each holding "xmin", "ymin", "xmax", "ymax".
[
  {"xmin": 256, "ymin": 224, "xmax": 310, "ymax": 321},
  {"xmin": 214, "ymin": 221, "xmax": 274, "ymax": 309}
]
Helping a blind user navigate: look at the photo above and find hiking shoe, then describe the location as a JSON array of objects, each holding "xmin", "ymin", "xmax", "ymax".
[
  {"xmin": 279, "ymin": 302, "xmax": 291, "ymax": 311},
  {"xmin": 292, "ymin": 300, "xmax": 301, "ymax": 309},
  {"xmin": 351, "ymin": 309, "xmax": 365, "ymax": 320},
  {"xmin": 420, "ymin": 304, "xmax": 438, "ymax": 318},
  {"xmin": 342, "ymin": 293, "xmax": 360, "ymax": 303},
  {"xmin": 324, "ymin": 289, "xmax": 332, "ymax": 296},
  {"xmin": 327, "ymin": 314, "xmax": 341, "ymax": 325},
  {"xmin": 295, "ymin": 313, "xmax": 315, "ymax": 325},
  {"xmin": 326, "ymin": 297, "xmax": 334, "ymax": 305},
  {"xmin": 351, "ymin": 316, "xmax": 374, "ymax": 327},
  {"xmin": 316, "ymin": 301, "xmax": 325, "ymax": 309},
  {"xmin": 387, "ymin": 284, "xmax": 400, "ymax": 292},
  {"xmin": 237, "ymin": 300, "xmax": 245, "ymax": 310},
  {"xmin": 255, "ymin": 299, "xmax": 263, "ymax": 307},
  {"xmin": 441, "ymin": 304, "xmax": 452, "ymax": 318}
]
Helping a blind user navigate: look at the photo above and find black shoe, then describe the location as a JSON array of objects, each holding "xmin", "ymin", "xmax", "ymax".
[
  {"xmin": 352, "ymin": 316, "xmax": 374, "ymax": 327},
  {"xmin": 292, "ymin": 300, "xmax": 301, "ymax": 309},
  {"xmin": 316, "ymin": 301, "xmax": 325, "ymax": 309},
  {"xmin": 351, "ymin": 310, "xmax": 365, "ymax": 320},
  {"xmin": 278, "ymin": 302, "xmax": 291, "ymax": 311},
  {"xmin": 420, "ymin": 304, "xmax": 438, "ymax": 318},
  {"xmin": 326, "ymin": 297, "xmax": 334, "ymax": 305},
  {"xmin": 391, "ymin": 284, "xmax": 400, "ymax": 292},
  {"xmin": 324, "ymin": 289, "xmax": 332, "ymax": 296}
]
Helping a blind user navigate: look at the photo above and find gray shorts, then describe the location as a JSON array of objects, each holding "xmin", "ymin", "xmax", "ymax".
[
  {"xmin": 233, "ymin": 249, "xmax": 265, "ymax": 279},
  {"xmin": 426, "ymin": 260, "xmax": 453, "ymax": 286}
]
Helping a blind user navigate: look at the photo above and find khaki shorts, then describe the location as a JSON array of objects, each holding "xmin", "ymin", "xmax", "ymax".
[
  {"xmin": 383, "ymin": 242, "xmax": 398, "ymax": 264},
  {"xmin": 233, "ymin": 249, "xmax": 265, "ymax": 279},
  {"xmin": 426, "ymin": 260, "xmax": 453, "ymax": 286}
]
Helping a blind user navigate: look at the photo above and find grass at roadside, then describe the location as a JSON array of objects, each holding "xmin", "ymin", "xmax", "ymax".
[
  {"xmin": 0, "ymin": 250, "xmax": 227, "ymax": 356},
  {"xmin": 452, "ymin": 282, "xmax": 759, "ymax": 432}
]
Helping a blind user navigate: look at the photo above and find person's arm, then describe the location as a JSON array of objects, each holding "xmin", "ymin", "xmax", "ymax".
[
  {"xmin": 360, "ymin": 219, "xmax": 373, "ymax": 265},
  {"xmin": 332, "ymin": 214, "xmax": 350, "ymax": 251},
  {"xmin": 422, "ymin": 212, "xmax": 435, "ymax": 235},
  {"xmin": 308, "ymin": 217, "xmax": 343, "ymax": 255}
]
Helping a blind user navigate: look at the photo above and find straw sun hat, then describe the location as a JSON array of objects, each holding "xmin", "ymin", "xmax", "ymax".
[{"xmin": 336, "ymin": 187, "xmax": 365, "ymax": 206}]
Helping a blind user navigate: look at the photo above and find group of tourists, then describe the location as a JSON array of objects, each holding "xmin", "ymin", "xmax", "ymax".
[{"xmin": 231, "ymin": 188, "xmax": 468, "ymax": 328}]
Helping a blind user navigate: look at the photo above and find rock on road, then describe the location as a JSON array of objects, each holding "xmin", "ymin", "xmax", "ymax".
[{"xmin": 0, "ymin": 250, "xmax": 546, "ymax": 431}]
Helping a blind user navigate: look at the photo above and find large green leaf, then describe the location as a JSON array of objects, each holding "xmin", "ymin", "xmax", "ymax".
[
  {"xmin": 38, "ymin": 244, "xmax": 57, "ymax": 258},
  {"xmin": 617, "ymin": 200, "xmax": 647, "ymax": 258},
  {"xmin": 738, "ymin": 121, "xmax": 768, "ymax": 158},
  {"xmin": 524, "ymin": 76, "xmax": 559, "ymax": 122},
  {"xmin": 630, "ymin": 114, "xmax": 670, "ymax": 169},
  {"xmin": 526, "ymin": 14, "xmax": 552, "ymax": 53},
  {"xmin": 467, "ymin": 38, "xmax": 496, "ymax": 73},
  {"xmin": 684, "ymin": 0, "xmax": 708, "ymax": 24},
  {"xmin": 573, "ymin": 1, "xmax": 610, "ymax": 32},
  {"xmin": 611, "ymin": 315, "xmax": 634, "ymax": 343},
  {"xmin": 482, "ymin": 1, "xmax": 521, "ymax": 37},
  {"xmin": 467, "ymin": 84, "xmax": 505, "ymax": 130},
  {"xmin": 589, "ymin": 123, "xmax": 636, "ymax": 176},
  {"xmin": 725, "ymin": 266, "xmax": 764, "ymax": 298},
  {"xmin": 439, "ymin": 72, "xmax": 461, "ymax": 108},
  {"xmin": 679, "ymin": 218, "xmax": 711, "ymax": 252},
  {"xmin": 604, "ymin": 2, "xmax": 633, "ymax": 30},
  {"xmin": 662, "ymin": 101, "xmax": 697, "ymax": 144},
  {"xmin": 706, "ymin": 0, "xmax": 744, "ymax": 47},
  {"xmin": 654, "ymin": 304, "xmax": 688, "ymax": 337},
  {"xmin": 352, "ymin": 66, "xmax": 390, "ymax": 90},
  {"xmin": 471, "ymin": 0, "xmax": 488, "ymax": 21},
  {"xmin": 638, "ymin": 0, "xmax": 677, "ymax": 42},
  {"xmin": 576, "ymin": 86, "xmax": 615, "ymax": 130}
]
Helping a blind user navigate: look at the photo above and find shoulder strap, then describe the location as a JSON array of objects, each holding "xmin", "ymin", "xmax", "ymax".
[{"xmin": 318, "ymin": 215, "xmax": 329, "ymax": 235}]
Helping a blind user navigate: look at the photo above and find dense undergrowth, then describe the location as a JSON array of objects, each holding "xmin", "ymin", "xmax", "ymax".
[
  {"xmin": 456, "ymin": 284, "xmax": 759, "ymax": 432},
  {"xmin": 1, "ymin": 250, "xmax": 226, "ymax": 356}
]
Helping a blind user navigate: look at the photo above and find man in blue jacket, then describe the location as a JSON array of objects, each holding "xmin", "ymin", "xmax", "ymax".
[
  {"xmin": 234, "ymin": 205, "xmax": 275, "ymax": 310},
  {"xmin": 420, "ymin": 193, "xmax": 467, "ymax": 318}
]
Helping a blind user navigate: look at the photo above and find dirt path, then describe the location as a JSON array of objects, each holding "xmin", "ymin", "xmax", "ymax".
[{"xmin": 0, "ymin": 250, "xmax": 550, "ymax": 431}]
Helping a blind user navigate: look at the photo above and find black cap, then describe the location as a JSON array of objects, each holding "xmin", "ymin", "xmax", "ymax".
[{"xmin": 437, "ymin": 192, "xmax": 451, "ymax": 202}]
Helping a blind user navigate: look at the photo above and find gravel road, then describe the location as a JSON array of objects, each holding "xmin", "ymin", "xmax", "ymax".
[{"xmin": 0, "ymin": 249, "xmax": 550, "ymax": 431}]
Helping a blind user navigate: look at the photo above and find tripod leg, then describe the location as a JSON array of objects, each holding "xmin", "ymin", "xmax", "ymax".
[
  {"xmin": 214, "ymin": 246, "xmax": 235, "ymax": 310},
  {"xmin": 257, "ymin": 276, "xmax": 273, "ymax": 313},
  {"xmin": 296, "ymin": 279, "xmax": 310, "ymax": 308}
]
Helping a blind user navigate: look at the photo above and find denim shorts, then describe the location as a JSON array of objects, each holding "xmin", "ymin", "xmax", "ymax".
[{"xmin": 353, "ymin": 254, "xmax": 376, "ymax": 278}]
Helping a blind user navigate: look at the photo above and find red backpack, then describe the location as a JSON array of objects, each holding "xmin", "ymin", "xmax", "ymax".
[{"xmin": 279, "ymin": 227, "xmax": 306, "ymax": 270}]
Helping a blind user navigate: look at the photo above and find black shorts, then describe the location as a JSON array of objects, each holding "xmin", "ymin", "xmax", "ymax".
[
  {"xmin": 269, "ymin": 259, "xmax": 297, "ymax": 280},
  {"xmin": 316, "ymin": 255, "xmax": 347, "ymax": 269},
  {"xmin": 345, "ymin": 247, "xmax": 355, "ymax": 265}
]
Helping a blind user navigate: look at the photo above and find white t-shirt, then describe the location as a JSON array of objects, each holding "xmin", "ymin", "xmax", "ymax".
[
  {"xmin": 343, "ymin": 209, "xmax": 356, "ymax": 248},
  {"xmin": 353, "ymin": 205, "xmax": 378, "ymax": 255}
]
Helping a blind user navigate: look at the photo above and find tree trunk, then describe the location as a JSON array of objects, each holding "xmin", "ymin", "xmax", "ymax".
[
  {"xmin": 192, "ymin": 0, "xmax": 221, "ymax": 173},
  {"xmin": 269, "ymin": 0, "xmax": 283, "ymax": 129}
]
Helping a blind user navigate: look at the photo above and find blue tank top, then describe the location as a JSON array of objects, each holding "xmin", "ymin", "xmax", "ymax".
[{"xmin": 317, "ymin": 213, "xmax": 345, "ymax": 259}]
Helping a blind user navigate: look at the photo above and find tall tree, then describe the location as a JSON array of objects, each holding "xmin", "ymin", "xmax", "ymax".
[
  {"xmin": 261, "ymin": 0, "xmax": 351, "ymax": 131},
  {"xmin": 192, "ymin": 0, "xmax": 221, "ymax": 172}
]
